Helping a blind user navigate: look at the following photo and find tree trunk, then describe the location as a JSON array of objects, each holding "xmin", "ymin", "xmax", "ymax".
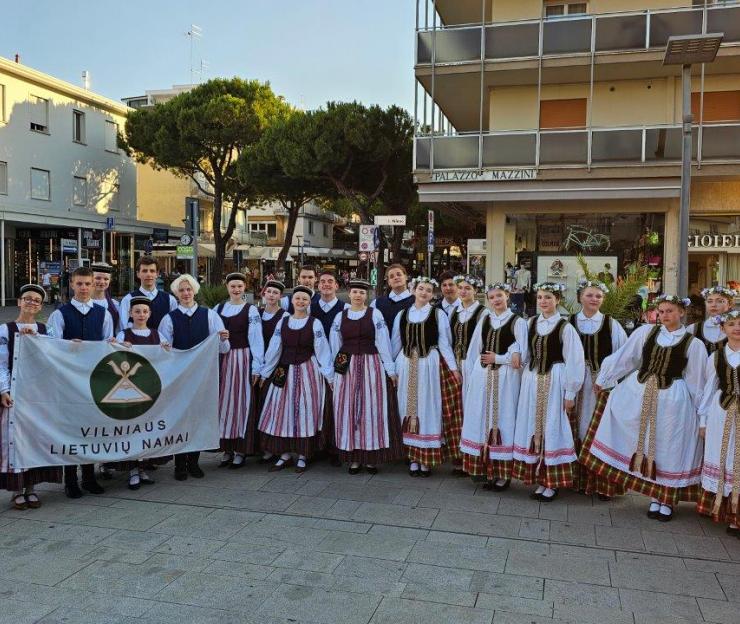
[
  {"xmin": 211, "ymin": 184, "xmax": 224, "ymax": 284},
  {"xmin": 277, "ymin": 200, "xmax": 301, "ymax": 275}
]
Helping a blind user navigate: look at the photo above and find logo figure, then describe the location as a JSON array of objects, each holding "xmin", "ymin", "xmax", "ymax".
[{"xmin": 90, "ymin": 351, "xmax": 161, "ymax": 420}]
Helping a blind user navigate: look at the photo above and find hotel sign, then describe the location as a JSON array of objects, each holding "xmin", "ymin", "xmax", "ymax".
[
  {"xmin": 431, "ymin": 169, "xmax": 537, "ymax": 183},
  {"xmin": 689, "ymin": 234, "xmax": 740, "ymax": 249}
]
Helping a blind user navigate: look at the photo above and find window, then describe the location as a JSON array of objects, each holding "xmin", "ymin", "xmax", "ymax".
[
  {"xmin": 0, "ymin": 84, "xmax": 5, "ymax": 122},
  {"xmin": 545, "ymin": 2, "xmax": 587, "ymax": 17},
  {"xmin": 73, "ymin": 176, "xmax": 87, "ymax": 206},
  {"xmin": 104, "ymin": 120, "xmax": 118, "ymax": 152},
  {"xmin": 30, "ymin": 95, "xmax": 49, "ymax": 133},
  {"xmin": 308, "ymin": 220, "xmax": 314, "ymax": 235},
  {"xmin": 540, "ymin": 98, "xmax": 587, "ymax": 129},
  {"xmin": 0, "ymin": 161, "xmax": 7, "ymax": 195},
  {"xmin": 323, "ymin": 223, "xmax": 329, "ymax": 237},
  {"xmin": 248, "ymin": 221, "xmax": 277, "ymax": 239},
  {"xmin": 691, "ymin": 90, "xmax": 740, "ymax": 123},
  {"xmin": 30, "ymin": 168, "xmax": 50, "ymax": 200},
  {"xmin": 73, "ymin": 110, "xmax": 86, "ymax": 143}
]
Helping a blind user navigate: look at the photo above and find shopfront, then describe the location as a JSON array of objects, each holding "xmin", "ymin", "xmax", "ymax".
[{"xmin": 689, "ymin": 216, "xmax": 740, "ymax": 292}]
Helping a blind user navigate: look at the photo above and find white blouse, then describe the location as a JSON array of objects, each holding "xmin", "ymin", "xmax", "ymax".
[
  {"xmin": 330, "ymin": 307, "xmax": 395, "ymax": 376},
  {"xmin": 688, "ymin": 319, "xmax": 726, "ymax": 344},
  {"xmin": 390, "ymin": 304, "xmax": 458, "ymax": 371},
  {"xmin": 532, "ymin": 312, "xmax": 585, "ymax": 401},
  {"xmin": 115, "ymin": 328, "xmax": 169, "ymax": 344},
  {"xmin": 216, "ymin": 302, "xmax": 265, "ymax": 375},
  {"xmin": 575, "ymin": 311, "xmax": 628, "ymax": 354},
  {"xmin": 261, "ymin": 316, "xmax": 334, "ymax": 383},
  {"xmin": 698, "ymin": 343, "xmax": 740, "ymax": 428},
  {"xmin": 481, "ymin": 309, "xmax": 528, "ymax": 366},
  {"xmin": 0, "ymin": 323, "xmax": 47, "ymax": 394}
]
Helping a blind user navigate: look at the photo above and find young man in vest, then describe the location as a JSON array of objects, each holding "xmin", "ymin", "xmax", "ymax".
[
  {"xmin": 310, "ymin": 270, "xmax": 348, "ymax": 335},
  {"xmin": 48, "ymin": 266, "xmax": 115, "ymax": 499},
  {"xmin": 119, "ymin": 256, "xmax": 177, "ymax": 332},
  {"xmin": 281, "ymin": 266, "xmax": 319, "ymax": 313},
  {"xmin": 437, "ymin": 271, "xmax": 461, "ymax": 318}
]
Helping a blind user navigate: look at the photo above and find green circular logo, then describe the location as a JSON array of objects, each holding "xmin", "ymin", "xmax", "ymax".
[{"xmin": 90, "ymin": 351, "xmax": 161, "ymax": 420}]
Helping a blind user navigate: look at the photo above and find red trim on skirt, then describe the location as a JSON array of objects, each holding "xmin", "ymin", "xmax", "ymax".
[{"xmin": 697, "ymin": 487, "xmax": 739, "ymax": 526}]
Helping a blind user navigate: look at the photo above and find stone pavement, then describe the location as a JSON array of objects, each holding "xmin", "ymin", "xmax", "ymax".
[{"xmin": 0, "ymin": 455, "xmax": 738, "ymax": 624}]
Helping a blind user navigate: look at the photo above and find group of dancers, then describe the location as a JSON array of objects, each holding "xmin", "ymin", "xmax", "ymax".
[{"xmin": 0, "ymin": 257, "xmax": 738, "ymax": 538}]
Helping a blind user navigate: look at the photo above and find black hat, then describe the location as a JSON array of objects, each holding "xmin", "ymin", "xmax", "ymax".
[
  {"xmin": 292, "ymin": 286, "xmax": 314, "ymax": 299},
  {"xmin": 19, "ymin": 284, "xmax": 46, "ymax": 302},
  {"xmin": 129, "ymin": 295, "xmax": 152, "ymax": 309},
  {"xmin": 264, "ymin": 280, "xmax": 285, "ymax": 292},
  {"xmin": 348, "ymin": 279, "xmax": 371, "ymax": 291},
  {"xmin": 91, "ymin": 262, "xmax": 113, "ymax": 274},
  {"xmin": 225, "ymin": 272, "xmax": 247, "ymax": 284}
]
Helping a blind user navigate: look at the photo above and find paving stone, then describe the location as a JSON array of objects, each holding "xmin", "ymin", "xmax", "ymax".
[
  {"xmin": 595, "ymin": 525, "xmax": 645, "ymax": 550},
  {"xmin": 136, "ymin": 553, "xmax": 212, "ymax": 572},
  {"xmin": 492, "ymin": 614, "xmax": 568, "ymax": 624},
  {"xmin": 496, "ymin": 496, "xmax": 541, "ymax": 519},
  {"xmin": 317, "ymin": 482, "xmax": 402, "ymax": 504},
  {"xmin": 257, "ymin": 583, "xmax": 381, "ymax": 624},
  {"xmin": 370, "ymin": 597, "xmax": 494, "ymax": 624},
  {"xmin": 549, "ymin": 521, "xmax": 597, "ymax": 546},
  {"xmin": 201, "ymin": 559, "xmax": 274, "ymax": 579},
  {"xmin": 100, "ymin": 529, "xmax": 172, "ymax": 551},
  {"xmin": 476, "ymin": 593, "xmax": 553, "ymax": 617},
  {"xmin": 211, "ymin": 540, "xmax": 285, "ymax": 565},
  {"xmin": 332, "ymin": 555, "xmax": 407, "ymax": 581},
  {"xmin": 567, "ymin": 504, "xmax": 613, "ymax": 526},
  {"xmin": 519, "ymin": 518, "xmax": 550, "ymax": 540},
  {"xmin": 401, "ymin": 562, "xmax": 475, "ymax": 590},
  {"xmin": 139, "ymin": 602, "xmax": 252, "ymax": 624},
  {"xmin": 486, "ymin": 537, "xmax": 549, "ymax": 555},
  {"xmin": 284, "ymin": 494, "xmax": 339, "ymax": 517},
  {"xmin": 368, "ymin": 524, "xmax": 429, "ymax": 541},
  {"xmin": 543, "ymin": 579, "xmax": 621, "ymax": 608},
  {"xmin": 418, "ymin": 491, "xmax": 501, "ymax": 515},
  {"xmin": 154, "ymin": 571, "xmax": 274, "ymax": 612},
  {"xmin": 426, "ymin": 530, "xmax": 489, "ymax": 548},
  {"xmin": 0, "ymin": 596, "xmax": 63, "ymax": 624},
  {"xmin": 58, "ymin": 560, "xmax": 186, "ymax": 598},
  {"xmin": 313, "ymin": 518, "xmax": 372, "ymax": 533},
  {"xmin": 153, "ymin": 535, "xmax": 226, "ymax": 556},
  {"xmin": 266, "ymin": 567, "xmax": 336, "ymax": 588},
  {"xmin": 552, "ymin": 604, "xmax": 634, "ymax": 624},
  {"xmin": 684, "ymin": 558, "xmax": 740, "ymax": 576},
  {"xmin": 610, "ymin": 561, "xmax": 725, "ymax": 599},
  {"xmin": 470, "ymin": 572, "xmax": 545, "ymax": 599},
  {"xmin": 0, "ymin": 551, "xmax": 92, "ymax": 586},
  {"xmin": 391, "ymin": 487, "xmax": 426, "ymax": 506},
  {"xmin": 230, "ymin": 522, "xmax": 331, "ymax": 548},
  {"xmin": 332, "ymin": 576, "xmax": 407, "ymax": 597},
  {"xmin": 641, "ymin": 529, "xmax": 679, "ymax": 554},
  {"xmin": 697, "ymin": 597, "xmax": 740, "ymax": 624},
  {"xmin": 407, "ymin": 541, "xmax": 506, "ymax": 572},
  {"xmin": 614, "ymin": 551, "xmax": 687, "ymax": 571},
  {"xmin": 271, "ymin": 548, "xmax": 344, "ymax": 572},
  {"xmin": 717, "ymin": 573, "xmax": 740, "ymax": 602},
  {"xmin": 351, "ymin": 501, "xmax": 439, "ymax": 528},
  {"xmin": 675, "ymin": 534, "xmax": 730, "ymax": 560},
  {"xmin": 34, "ymin": 608, "xmax": 144, "ymax": 624},
  {"xmin": 402, "ymin": 585, "xmax": 478, "ymax": 607},
  {"xmin": 619, "ymin": 588, "xmax": 703, "ymax": 621},
  {"xmin": 148, "ymin": 508, "xmax": 262, "ymax": 540},
  {"xmin": 317, "ymin": 531, "xmax": 415, "ymax": 561},
  {"xmin": 432, "ymin": 510, "xmax": 521, "ymax": 538},
  {"xmin": 506, "ymin": 551, "xmax": 611, "ymax": 585}
]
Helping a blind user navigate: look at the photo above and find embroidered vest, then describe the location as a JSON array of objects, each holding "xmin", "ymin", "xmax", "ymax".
[
  {"xmin": 481, "ymin": 314, "xmax": 517, "ymax": 370},
  {"xmin": 104, "ymin": 294, "xmax": 120, "ymax": 331},
  {"xmin": 340, "ymin": 308, "xmax": 378, "ymax": 355},
  {"xmin": 528, "ymin": 317, "xmax": 566, "ymax": 374},
  {"xmin": 636, "ymin": 326, "xmax": 692, "ymax": 390},
  {"xmin": 217, "ymin": 302, "xmax": 251, "ymax": 349},
  {"xmin": 695, "ymin": 321, "xmax": 728, "ymax": 355},
  {"xmin": 400, "ymin": 308, "xmax": 439, "ymax": 358},
  {"xmin": 451, "ymin": 304, "xmax": 485, "ymax": 364},
  {"xmin": 279, "ymin": 318, "xmax": 315, "ymax": 365},
  {"xmin": 715, "ymin": 348, "xmax": 740, "ymax": 410},
  {"xmin": 570, "ymin": 314, "xmax": 613, "ymax": 374}
]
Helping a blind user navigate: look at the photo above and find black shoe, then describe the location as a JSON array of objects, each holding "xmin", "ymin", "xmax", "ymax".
[
  {"xmin": 409, "ymin": 467, "xmax": 420, "ymax": 477},
  {"xmin": 139, "ymin": 474, "xmax": 155, "ymax": 486},
  {"xmin": 329, "ymin": 455, "xmax": 342, "ymax": 467},
  {"xmin": 348, "ymin": 465, "xmax": 362, "ymax": 475},
  {"xmin": 258, "ymin": 455, "xmax": 275, "ymax": 465},
  {"xmin": 366, "ymin": 466, "xmax": 378, "ymax": 475},
  {"xmin": 128, "ymin": 477, "xmax": 141, "ymax": 491},
  {"xmin": 597, "ymin": 494, "xmax": 611, "ymax": 502},
  {"xmin": 529, "ymin": 491, "xmax": 543, "ymax": 501},
  {"xmin": 228, "ymin": 460, "xmax": 245, "ymax": 470},
  {"xmin": 174, "ymin": 468, "xmax": 188, "ymax": 481},
  {"xmin": 65, "ymin": 482, "xmax": 84, "ymax": 499},
  {"xmin": 218, "ymin": 458, "xmax": 232, "ymax": 468},
  {"xmin": 657, "ymin": 506, "xmax": 673, "ymax": 522},
  {"xmin": 81, "ymin": 480, "xmax": 105, "ymax": 495},
  {"xmin": 647, "ymin": 504, "xmax": 660, "ymax": 519},
  {"xmin": 492, "ymin": 479, "xmax": 511, "ymax": 492},
  {"xmin": 187, "ymin": 463, "xmax": 205, "ymax": 479},
  {"xmin": 540, "ymin": 489, "xmax": 558, "ymax": 502},
  {"xmin": 420, "ymin": 469, "xmax": 432, "ymax": 478},
  {"xmin": 451, "ymin": 467, "xmax": 466, "ymax": 477},
  {"xmin": 726, "ymin": 526, "xmax": 740, "ymax": 537}
]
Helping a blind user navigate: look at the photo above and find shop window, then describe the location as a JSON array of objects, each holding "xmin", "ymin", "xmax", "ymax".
[
  {"xmin": 0, "ymin": 161, "xmax": 6, "ymax": 195},
  {"xmin": 540, "ymin": 98, "xmax": 587, "ymax": 129},
  {"xmin": 30, "ymin": 95, "xmax": 49, "ymax": 133},
  {"xmin": 73, "ymin": 110, "xmax": 86, "ymax": 143},
  {"xmin": 249, "ymin": 222, "xmax": 277, "ymax": 239},
  {"xmin": 323, "ymin": 223, "xmax": 329, "ymax": 237},
  {"xmin": 105, "ymin": 120, "xmax": 118, "ymax": 152},
  {"xmin": 308, "ymin": 221, "xmax": 314, "ymax": 235},
  {"xmin": 73, "ymin": 176, "xmax": 87, "ymax": 206},
  {"xmin": 691, "ymin": 90, "xmax": 740, "ymax": 123},
  {"xmin": 30, "ymin": 168, "xmax": 50, "ymax": 201},
  {"xmin": 545, "ymin": 1, "xmax": 587, "ymax": 18}
]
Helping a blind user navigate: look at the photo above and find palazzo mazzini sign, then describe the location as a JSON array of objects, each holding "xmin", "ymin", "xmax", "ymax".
[{"xmin": 431, "ymin": 169, "xmax": 538, "ymax": 182}]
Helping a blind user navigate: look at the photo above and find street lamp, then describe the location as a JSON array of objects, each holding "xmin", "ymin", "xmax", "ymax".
[{"xmin": 663, "ymin": 33, "xmax": 723, "ymax": 297}]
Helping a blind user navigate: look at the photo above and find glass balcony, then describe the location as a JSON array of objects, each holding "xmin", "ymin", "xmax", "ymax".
[{"xmin": 416, "ymin": 3, "xmax": 740, "ymax": 66}]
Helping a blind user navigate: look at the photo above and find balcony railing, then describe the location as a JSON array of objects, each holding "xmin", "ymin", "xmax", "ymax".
[
  {"xmin": 414, "ymin": 123, "xmax": 740, "ymax": 172},
  {"xmin": 416, "ymin": 4, "xmax": 740, "ymax": 66}
]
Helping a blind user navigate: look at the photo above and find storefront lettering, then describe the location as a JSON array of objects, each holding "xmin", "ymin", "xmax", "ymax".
[
  {"xmin": 432, "ymin": 169, "xmax": 537, "ymax": 182},
  {"xmin": 689, "ymin": 234, "xmax": 740, "ymax": 249}
]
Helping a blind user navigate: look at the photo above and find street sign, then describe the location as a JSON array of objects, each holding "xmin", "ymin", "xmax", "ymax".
[
  {"xmin": 152, "ymin": 228, "xmax": 169, "ymax": 242},
  {"xmin": 179, "ymin": 234, "xmax": 193, "ymax": 246},
  {"xmin": 427, "ymin": 210, "xmax": 435, "ymax": 253},
  {"xmin": 144, "ymin": 239, "xmax": 153, "ymax": 254},
  {"xmin": 176, "ymin": 245, "xmax": 194, "ymax": 259},
  {"xmin": 374, "ymin": 215, "xmax": 407, "ymax": 227},
  {"xmin": 105, "ymin": 216, "xmax": 115, "ymax": 230},
  {"xmin": 61, "ymin": 238, "xmax": 78, "ymax": 254},
  {"xmin": 359, "ymin": 225, "xmax": 379, "ymax": 252}
]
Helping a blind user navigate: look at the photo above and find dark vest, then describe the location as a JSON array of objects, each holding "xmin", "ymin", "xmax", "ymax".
[
  {"xmin": 262, "ymin": 309, "xmax": 287, "ymax": 346},
  {"xmin": 103, "ymin": 294, "xmax": 120, "ymax": 330},
  {"xmin": 310, "ymin": 298, "xmax": 345, "ymax": 336},
  {"xmin": 339, "ymin": 308, "xmax": 378, "ymax": 355},
  {"xmin": 528, "ymin": 317, "xmax": 567, "ymax": 374},
  {"xmin": 451, "ymin": 304, "xmax": 485, "ymax": 364},
  {"xmin": 481, "ymin": 313, "xmax": 517, "ymax": 370},
  {"xmin": 279, "ymin": 317, "xmax": 315, "ymax": 365},
  {"xmin": 122, "ymin": 328, "xmax": 161, "ymax": 345},
  {"xmin": 60, "ymin": 303, "xmax": 106, "ymax": 341},
  {"xmin": 400, "ymin": 307, "xmax": 439, "ymax": 358},
  {"xmin": 5, "ymin": 322, "xmax": 47, "ymax": 374},
  {"xmin": 169, "ymin": 307, "xmax": 210, "ymax": 350},
  {"xmin": 570, "ymin": 314, "xmax": 613, "ymax": 374},
  {"xmin": 637, "ymin": 326, "xmax": 692, "ymax": 389},
  {"xmin": 715, "ymin": 347, "xmax": 740, "ymax": 410},
  {"xmin": 128, "ymin": 289, "xmax": 171, "ymax": 329},
  {"xmin": 695, "ymin": 321, "xmax": 728, "ymax": 355},
  {"xmin": 217, "ymin": 302, "xmax": 252, "ymax": 349},
  {"xmin": 374, "ymin": 294, "xmax": 414, "ymax": 329}
]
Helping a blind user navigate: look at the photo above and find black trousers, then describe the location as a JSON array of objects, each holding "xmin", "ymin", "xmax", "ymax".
[
  {"xmin": 174, "ymin": 452, "xmax": 200, "ymax": 469},
  {"xmin": 64, "ymin": 464, "xmax": 96, "ymax": 484}
]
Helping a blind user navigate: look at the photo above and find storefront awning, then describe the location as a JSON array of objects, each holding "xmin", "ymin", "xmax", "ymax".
[{"xmin": 235, "ymin": 245, "xmax": 357, "ymax": 260}]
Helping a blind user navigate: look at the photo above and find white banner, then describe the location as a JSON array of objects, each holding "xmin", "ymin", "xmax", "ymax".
[{"xmin": 6, "ymin": 334, "xmax": 220, "ymax": 469}]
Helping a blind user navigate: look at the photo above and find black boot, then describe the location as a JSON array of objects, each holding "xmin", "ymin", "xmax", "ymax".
[
  {"xmin": 174, "ymin": 454, "xmax": 188, "ymax": 481},
  {"xmin": 80, "ymin": 464, "xmax": 104, "ymax": 494},
  {"xmin": 64, "ymin": 466, "xmax": 83, "ymax": 499},
  {"xmin": 187, "ymin": 453, "xmax": 204, "ymax": 478}
]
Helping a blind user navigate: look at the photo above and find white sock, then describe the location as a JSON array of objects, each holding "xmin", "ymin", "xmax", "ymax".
[
  {"xmin": 222, "ymin": 452, "xmax": 232, "ymax": 462},
  {"xmin": 649, "ymin": 499, "xmax": 660, "ymax": 512},
  {"xmin": 410, "ymin": 462, "xmax": 420, "ymax": 471},
  {"xmin": 129, "ymin": 468, "xmax": 138, "ymax": 478},
  {"xmin": 659, "ymin": 504, "xmax": 672, "ymax": 516},
  {"xmin": 535, "ymin": 485, "xmax": 546, "ymax": 494},
  {"xmin": 542, "ymin": 488, "xmax": 556, "ymax": 498},
  {"xmin": 296, "ymin": 456, "xmax": 307, "ymax": 468},
  {"xmin": 495, "ymin": 479, "xmax": 508, "ymax": 487},
  {"xmin": 350, "ymin": 462, "xmax": 360, "ymax": 469},
  {"xmin": 232, "ymin": 453, "xmax": 244, "ymax": 465},
  {"xmin": 420, "ymin": 464, "xmax": 430, "ymax": 472},
  {"xmin": 366, "ymin": 464, "xmax": 375, "ymax": 469}
]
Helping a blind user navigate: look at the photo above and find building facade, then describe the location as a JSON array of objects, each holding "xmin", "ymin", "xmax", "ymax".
[{"xmin": 414, "ymin": 0, "xmax": 740, "ymax": 296}]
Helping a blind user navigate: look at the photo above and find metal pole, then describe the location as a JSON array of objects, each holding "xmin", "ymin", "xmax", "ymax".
[
  {"xmin": 77, "ymin": 227, "xmax": 82, "ymax": 265},
  {"xmin": 102, "ymin": 224, "xmax": 107, "ymax": 262},
  {"xmin": 678, "ymin": 63, "xmax": 692, "ymax": 298},
  {"xmin": 1, "ymin": 219, "xmax": 5, "ymax": 306},
  {"xmin": 192, "ymin": 200, "xmax": 200, "ymax": 278}
]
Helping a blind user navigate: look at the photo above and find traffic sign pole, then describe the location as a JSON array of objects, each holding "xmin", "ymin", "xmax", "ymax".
[{"xmin": 427, "ymin": 210, "xmax": 434, "ymax": 278}]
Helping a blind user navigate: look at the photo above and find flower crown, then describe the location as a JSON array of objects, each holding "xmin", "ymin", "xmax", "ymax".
[
  {"xmin": 653, "ymin": 294, "xmax": 691, "ymax": 308},
  {"xmin": 701, "ymin": 286, "xmax": 738, "ymax": 300},
  {"xmin": 410, "ymin": 276, "xmax": 439, "ymax": 289},
  {"xmin": 577, "ymin": 279, "xmax": 609, "ymax": 294},
  {"xmin": 719, "ymin": 310, "xmax": 740, "ymax": 324},
  {"xmin": 534, "ymin": 282, "xmax": 566, "ymax": 294},
  {"xmin": 486, "ymin": 282, "xmax": 511, "ymax": 293},
  {"xmin": 453, "ymin": 274, "xmax": 483, "ymax": 290}
]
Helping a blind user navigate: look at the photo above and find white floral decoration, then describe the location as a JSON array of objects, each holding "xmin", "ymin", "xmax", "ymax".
[
  {"xmin": 577, "ymin": 279, "xmax": 609, "ymax": 294},
  {"xmin": 410, "ymin": 276, "xmax": 439, "ymax": 290},
  {"xmin": 453, "ymin": 274, "xmax": 484, "ymax": 290},
  {"xmin": 701, "ymin": 286, "xmax": 738, "ymax": 300},
  {"xmin": 534, "ymin": 281, "xmax": 567, "ymax": 293},
  {"xmin": 654, "ymin": 294, "xmax": 691, "ymax": 308},
  {"xmin": 719, "ymin": 310, "xmax": 740, "ymax": 324},
  {"xmin": 486, "ymin": 282, "xmax": 512, "ymax": 293}
]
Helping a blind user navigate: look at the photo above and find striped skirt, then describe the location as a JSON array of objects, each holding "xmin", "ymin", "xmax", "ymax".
[{"xmin": 218, "ymin": 347, "xmax": 257, "ymax": 454}]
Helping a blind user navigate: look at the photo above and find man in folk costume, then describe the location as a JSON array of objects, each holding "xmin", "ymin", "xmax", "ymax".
[
  {"xmin": 115, "ymin": 296, "xmax": 170, "ymax": 489},
  {"xmin": 584, "ymin": 295, "xmax": 706, "ymax": 521},
  {"xmin": 119, "ymin": 256, "xmax": 177, "ymax": 332},
  {"xmin": 0, "ymin": 285, "xmax": 62, "ymax": 509},
  {"xmin": 371, "ymin": 264, "xmax": 415, "ymax": 329},
  {"xmin": 447, "ymin": 275, "xmax": 487, "ymax": 475},
  {"xmin": 391, "ymin": 276, "xmax": 461, "ymax": 477},
  {"xmin": 215, "ymin": 273, "xmax": 264, "ymax": 469},
  {"xmin": 462, "ymin": 283, "xmax": 528, "ymax": 491},
  {"xmin": 158, "ymin": 274, "xmax": 230, "ymax": 481},
  {"xmin": 91, "ymin": 262, "xmax": 121, "ymax": 333},
  {"xmin": 330, "ymin": 279, "xmax": 401, "ymax": 475},
  {"xmin": 688, "ymin": 286, "xmax": 736, "ymax": 355},
  {"xmin": 512, "ymin": 283, "xmax": 585, "ymax": 502},
  {"xmin": 569, "ymin": 281, "xmax": 627, "ymax": 499},
  {"xmin": 281, "ymin": 266, "xmax": 318, "ymax": 313},
  {"xmin": 437, "ymin": 271, "xmax": 461, "ymax": 318},
  {"xmin": 698, "ymin": 310, "xmax": 740, "ymax": 536},
  {"xmin": 48, "ymin": 267, "xmax": 115, "ymax": 498},
  {"xmin": 259, "ymin": 286, "xmax": 334, "ymax": 473}
]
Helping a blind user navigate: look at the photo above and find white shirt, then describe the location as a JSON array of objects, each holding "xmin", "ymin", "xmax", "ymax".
[
  {"xmin": 330, "ymin": 307, "xmax": 395, "ymax": 376},
  {"xmin": 440, "ymin": 298, "xmax": 461, "ymax": 318},
  {"xmin": 486, "ymin": 308, "xmax": 527, "ymax": 365},
  {"xmin": 688, "ymin": 319, "xmax": 726, "ymax": 345},
  {"xmin": 317, "ymin": 297, "xmax": 348, "ymax": 313},
  {"xmin": 514, "ymin": 268, "xmax": 531, "ymax": 290},
  {"xmin": 119, "ymin": 287, "xmax": 177, "ymax": 332},
  {"xmin": 699, "ymin": 343, "xmax": 740, "ymax": 428},
  {"xmin": 215, "ymin": 302, "xmax": 265, "ymax": 376},
  {"xmin": 575, "ymin": 310, "xmax": 628, "ymax": 355},
  {"xmin": 391, "ymin": 304, "xmax": 458, "ymax": 371},
  {"xmin": 157, "ymin": 305, "xmax": 230, "ymax": 354},
  {"xmin": 48, "ymin": 299, "xmax": 115, "ymax": 341},
  {"xmin": 533, "ymin": 312, "xmax": 585, "ymax": 401},
  {"xmin": 261, "ymin": 316, "xmax": 334, "ymax": 383},
  {"xmin": 115, "ymin": 328, "xmax": 169, "ymax": 344},
  {"xmin": 453, "ymin": 300, "xmax": 481, "ymax": 323}
]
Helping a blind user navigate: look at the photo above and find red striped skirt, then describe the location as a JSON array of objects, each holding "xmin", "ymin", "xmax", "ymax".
[{"xmin": 219, "ymin": 347, "xmax": 257, "ymax": 454}]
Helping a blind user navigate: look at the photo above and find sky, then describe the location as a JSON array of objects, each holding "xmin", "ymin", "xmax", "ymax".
[{"xmin": 1, "ymin": 0, "xmax": 416, "ymax": 111}]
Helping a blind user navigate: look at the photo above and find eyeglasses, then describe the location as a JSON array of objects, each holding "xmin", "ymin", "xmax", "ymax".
[{"xmin": 20, "ymin": 297, "xmax": 43, "ymax": 305}]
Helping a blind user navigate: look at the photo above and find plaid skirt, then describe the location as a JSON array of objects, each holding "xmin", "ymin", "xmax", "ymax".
[
  {"xmin": 697, "ymin": 487, "xmax": 739, "ymax": 526},
  {"xmin": 512, "ymin": 459, "xmax": 575, "ymax": 489},
  {"xmin": 0, "ymin": 467, "xmax": 62, "ymax": 491},
  {"xmin": 575, "ymin": 390, "xmax": 627, "ymax": 498},
  {"xmin": 408, "ymin": 445, "xmax": 444, "ymax": 467},
  {"xmin": 462, "ymin": 455, "xmax": 512, "ymax": 482},
  {"xmin": 439, "ymin": 359, "xmax": 463, "ymax": 464}
]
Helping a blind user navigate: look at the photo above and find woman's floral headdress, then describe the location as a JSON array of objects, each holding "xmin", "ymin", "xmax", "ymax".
[
  {"xmin": 701, "ymin": 286, "xmax": 737, "ymax": 300},
  {"xmin": 577, "ymin": 279, "xmax": 609, "ymax": 294},
  {"xmin": 486, "ymin": 282, "xmax": 511, "ymax": 294},
  {"xmin": 453, "ymin": 274, "xmax": 483, "ymax": 290},
  {"xmin": 410, "ymin": 276, "xmax": 439, "ymax": 289},
  {"xmin": 653, "ymin": 294, "xmax": 691, "ymax": 308},
  {"xmin": 534, "ymin": 282, "xmax": 566, "ymax": 294}
]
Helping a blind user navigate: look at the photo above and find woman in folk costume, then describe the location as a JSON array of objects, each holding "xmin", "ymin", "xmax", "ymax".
[
  {"xmin": 115, "ymin": 296, "xmax": 170, "ymax": 489},
  {"xmin": 512, "ymin": 283, "xmax": 585, "ymax": 502},
  {"xmin": 697, "ymin": 310, "xmax": 740, "ymax": 536},
  {"xmin": 391, "ymin": 276, "xmax": 461, "ymax": 477},
  {"xmin": 447, "ymin": 275, "xmax": 486, "ymax": 475},
  {"xmin": 259, "ymin": 286, "xmax": 334, "ymax": 473},
  {"xmin": 688, "ymin": 286, "xmax": 736, "ymax": 355},
  {"xmin": 0, "ymin": 285, "xmax": 62, "ymax": 510},
  {"xmin": 569, "ymin": 281, "xmax": 628, "ymax": 499},
  {"xmin": 583, "ymin": 295, "xmax": 706, "ymax": 521},
  {"xmin": 330, "ymin": 279, "xmax": 401, "ymax": 475},
  {"xmin": 215, "ymin": 273, "xmax": 265, "ymax": 469},
  {"xmin": 461, "ymin": 283, "xmax": 528, "ymax": 491}
]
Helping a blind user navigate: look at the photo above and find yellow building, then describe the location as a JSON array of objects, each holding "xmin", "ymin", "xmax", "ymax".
[{"xmin": 414, "ymin": 0, "xmax": 740, "ymax": 295}]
